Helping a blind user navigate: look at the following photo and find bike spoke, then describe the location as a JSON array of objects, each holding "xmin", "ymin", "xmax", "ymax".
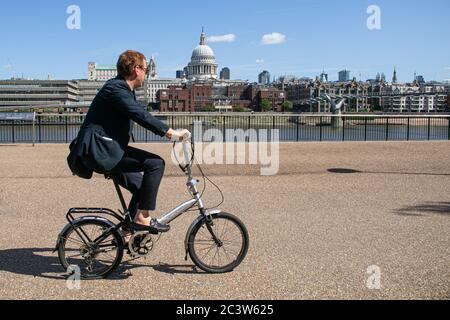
[
  {"xmin": 220, "ymin": 246, "xmax": 239, "ymax": 257},
  {"xmin": 220, "ymin": 219, "xmax": 229, "ymax": 240},
  {"xmin": 196, "ymin": 244, "xmax": 216, "ymax": 252},
  {"xmin": 200, "ymin": 243, "xmax": 217, "ymax": 261},
  {"xmin": 194, "ymin": 239, "xmax": 216, "ymax": 244},
  {"xmin": 63, "ymin": 235, "xmax": 85, "ymax": 246},
  {"xmin": 213, "ymin": 247, "xmax": 220, "ymax": 267},
  {"xmin": 61, "ymin": 221, "xmax": 122, "ymax": 277},
  {"xmin": 191, "ymin": 215, "xmax": 248, "ymax": 270},
  {"xmin": 97, "ymin": 250, "xmax": 117, "ymax": 261},
  {"xmin": 221, "ymin": 246, "xmax": 232, "ymax": 262}
]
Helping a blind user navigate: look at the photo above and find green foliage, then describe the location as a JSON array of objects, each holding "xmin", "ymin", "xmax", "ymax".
[
  {"xmin": 233, "ymin": 106, "xmax": 251, "ymax": 112},
  {"xmin": 147, "ymin": 102, "xmax": 158, "ymax": 112},
  {"xmin": 260, "ymin": 99, "xmax": 272, "ymax": 112},
  {"xmin": 199, "ymin": 105, "xmax": 215, "ymax": 112},
  {"xmin": 282, "ymin": 100, "xmax": 294, "ymax": 112}
]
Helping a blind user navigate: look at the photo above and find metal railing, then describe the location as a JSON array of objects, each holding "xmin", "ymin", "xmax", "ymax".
[{"xmin": 0, "ymin": 113, "xmax": 449, "ymax": 144}]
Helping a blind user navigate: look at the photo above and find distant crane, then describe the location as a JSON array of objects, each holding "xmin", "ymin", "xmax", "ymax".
[{"xmin": 7, "ymin": 58, "xmax": 18, "ymax": 79}]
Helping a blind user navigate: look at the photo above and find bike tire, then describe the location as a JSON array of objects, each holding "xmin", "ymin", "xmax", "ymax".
[
  {"xmin": 58, "ymin": 218, "xmax": 124, "ymax": 279},
  {"xmin": 187, "ymin": 212, "xmax": 249, "ymax": 273}
]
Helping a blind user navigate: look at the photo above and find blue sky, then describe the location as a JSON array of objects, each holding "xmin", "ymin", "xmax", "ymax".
[{"xmin": 0, "ymin": 0, "xmax": 449, "ymax": 82}]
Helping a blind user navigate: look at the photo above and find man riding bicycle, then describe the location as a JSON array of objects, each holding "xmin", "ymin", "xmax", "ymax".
[{"xmin": 72, "ymin": 50, "xmax": 191, "ymax": 235}]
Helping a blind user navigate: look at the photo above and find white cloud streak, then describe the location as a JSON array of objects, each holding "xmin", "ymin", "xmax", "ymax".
[
  {"xmin": 256, "ymin": 59, "xmax": 265, "ymax": 64},
  {"xmin": 261, "ymin": 32, "xmax": 286, "ymax": 45},
  {"xmin": 206, "ymin": 34, "xmax": 236, "ymax": 43}
]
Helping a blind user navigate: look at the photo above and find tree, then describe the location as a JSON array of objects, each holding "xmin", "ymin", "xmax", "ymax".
[
  {"xmin": 200, "ymin": 105, "xmax": 215, "ymax": 112},
  {"xmin": 147, "ymin": 102, "xmax": 158, "ymax": 112},
  {"xmin": 282, "ymin": 100, "xmax": 294, "ymax": 112},
  {"xmin": 234, "ymin": 106, "xmax": 251, "ymax": 112},
  {"xmin": 260, "ymin": 99, "xmax": 272, "ymax": 112}
]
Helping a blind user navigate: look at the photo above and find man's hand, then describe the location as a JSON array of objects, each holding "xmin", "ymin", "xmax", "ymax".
[
  {"xmin": 174, "ymin": 129, "xmax": 191, "ymax": 142},
  {"xmin": 166, "ymin": 128, "xmax": 191, "ymax": 142}
]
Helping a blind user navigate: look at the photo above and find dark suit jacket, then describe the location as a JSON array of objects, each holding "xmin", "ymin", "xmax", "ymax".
[{"xmin": 67, "ymin": 76, "xmax": 170, "ymax": 178}]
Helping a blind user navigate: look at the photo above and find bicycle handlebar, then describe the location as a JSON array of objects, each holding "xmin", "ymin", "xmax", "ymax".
[
  {"xmin": 172, "ymin": 138, "xmax": 195, "ymax": 177},
  {"xmin": 182, "ymin": 140, "xmax": 192, "ymax": 167}
]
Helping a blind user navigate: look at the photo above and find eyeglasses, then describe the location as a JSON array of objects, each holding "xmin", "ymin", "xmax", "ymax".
[{"xmin": 137, "ymin": 65, "xmax": 149, "ymax": 75}]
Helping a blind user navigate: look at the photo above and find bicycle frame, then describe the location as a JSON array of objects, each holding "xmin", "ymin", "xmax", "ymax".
[
  {"xmin": 54, "ymin": 140, "xmax": 251, "ymax": 277},
  {"xmin": 157, "ymin": 141, "xmax": 209, "ymax": 224},
  {"xmin": 57, "ymin": 141, "xmax": 213, "ymax": 251}
]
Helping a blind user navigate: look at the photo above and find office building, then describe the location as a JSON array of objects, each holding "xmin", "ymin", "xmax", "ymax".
[
  {"xmin": 338, "ymin": 70, "xmax": 351, "ymax": 82},
  {"xmin": 258, "ymin": 71, "xmax": 271, "ymax": 85},
  {"xmin": 220, "ymin": 67, "xmax": 230, "ymax": 80},
  {"xmin": 0, "ymin": 79, "xmax": 78, "ymax": 110}
]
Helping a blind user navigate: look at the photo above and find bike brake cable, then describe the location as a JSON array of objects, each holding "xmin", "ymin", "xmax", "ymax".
[
  {"xmin": 190, "ymin": 142, "xmax": 225, "ymax": 211},
  {"xmin": 195, "ymin": 157, "xmax": 225, "ymax": 210},
  {"xmin": 172, "ymin": 141, "xmax": 194, "ymax": 173},
  {"xmin": 173, "ymin": 141, "xmax": 224, "ymax": 212}
]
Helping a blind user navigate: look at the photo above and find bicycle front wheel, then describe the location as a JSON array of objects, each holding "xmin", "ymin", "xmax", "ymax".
[{"xmin": 187, "ymin": 212, "xmax": 249, "ymax": 273}]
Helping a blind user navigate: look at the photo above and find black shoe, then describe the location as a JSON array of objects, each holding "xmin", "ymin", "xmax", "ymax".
[
  {"xmin": 150, "ymin": 218, "xmax": 170, "ymax": 233},
  {"xmin": 130, "ymin": 219, "xmax": 170, "ymax": 234}
]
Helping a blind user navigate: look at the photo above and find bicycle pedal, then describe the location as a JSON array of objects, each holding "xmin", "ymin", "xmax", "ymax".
[{"xmin": 128, "ymin": 223, "xmax": 159, "ymax": 235}]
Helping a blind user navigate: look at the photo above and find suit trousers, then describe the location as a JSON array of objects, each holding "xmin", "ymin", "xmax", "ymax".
[{"xmin": 109, "ymin": 146, "xmax": 165, "ymax": 219}]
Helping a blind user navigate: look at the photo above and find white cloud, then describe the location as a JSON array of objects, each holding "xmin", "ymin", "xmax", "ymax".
[
  {"xmin": 261, "ymin": 32, "xmax": 286, "ymax": 45},
  {"xmin": 256, "ymin": 59, "xmax": 265, "ymax": 64},
  {"xmin": 206, "ymin": 34, "xmax": 236, "ymax": 43}
]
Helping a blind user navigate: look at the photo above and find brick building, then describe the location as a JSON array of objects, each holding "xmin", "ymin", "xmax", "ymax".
[
  {"xmin": 256, "ymin": 87, "xmax": 286, "ymax": 112},
  {"xmin": 156, "ymin": 86, "xmax": 190, "ymax": 112},
  {"xmin": 157, "ymin": 83, "xmax": 285, "ymax": 112}
]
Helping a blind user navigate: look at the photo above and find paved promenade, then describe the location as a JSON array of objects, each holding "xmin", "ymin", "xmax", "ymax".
[{"xmin": 0, "ymin": 141, "xmax": 449, "ymax": 300}]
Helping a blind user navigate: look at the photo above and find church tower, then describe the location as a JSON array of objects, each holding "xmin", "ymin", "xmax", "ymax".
[
  {"xmin": 148, "ymin": 55, "xmax": 157, "ymax": 80},
  {"xmin": 200, "ymin": 26, "xmax": 206, "ymax": 45},
  {"xmin": 392, "ymin": 66, "xmax": 398, "ymax": 84},
  {"xmin": 88, "ymin": 62, "xmax": 96, "ymax": 81}
]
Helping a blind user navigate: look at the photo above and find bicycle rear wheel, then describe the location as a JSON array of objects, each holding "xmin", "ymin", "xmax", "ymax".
[
  {"xmin": 58, "ymin": 218, "xmax": 124, "ymax": 279},
  {"xmin": 187, "ymin": 212, "xmax": 249, "ymax": 273}
]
